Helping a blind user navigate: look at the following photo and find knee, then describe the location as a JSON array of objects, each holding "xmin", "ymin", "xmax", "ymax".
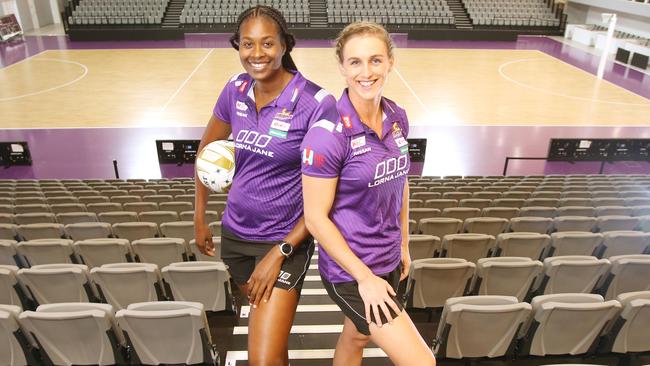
[
  {"xmin": 248, "ymin": 354, "xmax": 286, "ymax": 366},
  {"xmin": 342, "ymin": 327, "xmax": 370, "ymax": 348}
]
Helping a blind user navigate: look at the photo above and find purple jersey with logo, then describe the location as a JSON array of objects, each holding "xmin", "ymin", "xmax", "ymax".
[
  {"xmin": 213, "ymin": 72, "xmax": 337, "ymax": 241},
  {"xmin": 301, "ymin": 89, "xmax": 411, "ymax": 283}
]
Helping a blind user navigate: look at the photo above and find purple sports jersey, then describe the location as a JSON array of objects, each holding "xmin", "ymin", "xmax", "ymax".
[
  {"xmin": 301, "ymin": 89, "xmax": 411, "ymax": 283},
  {"xmin": 213, "ymin": 72, "xmax": 337, "ymax": 241}
]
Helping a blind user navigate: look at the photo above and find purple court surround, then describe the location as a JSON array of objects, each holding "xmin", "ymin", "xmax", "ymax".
[{"xmin": 1, "ymin": 34, "xmax": 649, "ymax": 179}]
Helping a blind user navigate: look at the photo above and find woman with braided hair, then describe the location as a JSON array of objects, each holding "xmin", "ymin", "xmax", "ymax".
[{"xmin": 193, "ymin": 5, "xmax": 337, "ymax": 365}]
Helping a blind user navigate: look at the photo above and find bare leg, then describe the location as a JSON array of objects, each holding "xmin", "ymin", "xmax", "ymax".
[
  {"xmin": 246, "ymin": 287, "xmax": 299, "ymax": 366},
  {"xmin": 332, "ymin": 317, "xmax": 370, "ymax": 366},
  {"xmin": 368, "ymin": 310, "xmax": 436, "ymax": 366}
]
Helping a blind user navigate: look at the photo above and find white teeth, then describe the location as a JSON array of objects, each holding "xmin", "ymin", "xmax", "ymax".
[
  {"xmin": 250, "ymin": 62, "xmax": 266, "ymax": 69},
  {"xmin": 359, "ymin": 80, "xmax": 375, "ymax": 87}
]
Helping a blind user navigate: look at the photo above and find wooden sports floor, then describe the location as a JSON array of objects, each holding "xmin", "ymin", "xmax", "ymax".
[{"xmin": 2, "ymin": 47, "xmax": 649, "ymax": 129}]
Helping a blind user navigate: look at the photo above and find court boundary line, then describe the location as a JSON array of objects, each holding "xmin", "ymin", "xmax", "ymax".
[
  {"xmin": 497, "ymin": 57, "xmax": 650, "ymax": 107},
  {"xmin": 159, "ymin": 48, "xmax": 214, "ymax": 114},
  {"xmin": 0, "ymin": 57, "xmax": 88, "ymax": 102},
  {"xmin": 393, "ymin": 65, "xmax": 431, "ymax": 115},
  {"xmin": 531, "ymin": 49, "xmax": 650, "ymax": 102}
]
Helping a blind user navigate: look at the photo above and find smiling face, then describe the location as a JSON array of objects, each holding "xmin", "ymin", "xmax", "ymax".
[
  {"xmin": 338, "ymin": 33, "xmax": 393, "ymax": 104},
  {"xmin": 238, "ymin": 15, "xmax": 286, "ymax": 82}
]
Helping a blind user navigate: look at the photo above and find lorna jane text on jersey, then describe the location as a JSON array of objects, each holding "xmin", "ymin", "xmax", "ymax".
[
  {"xmin": 213, "ymin": 72, "xmax": 338, "ymax": 241},
  {"xmin": 300, "ymin": 89, "xmax": 411, "ymax": 283}
]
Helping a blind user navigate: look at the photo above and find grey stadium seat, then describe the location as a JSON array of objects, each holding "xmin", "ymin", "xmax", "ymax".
[
  {"xmin": 112, "ymin": 222, "xmax": 158, "ymax": 242},
  {"xmin": 115, "ymin": 301, "xmax": 218, "ymax": 365},
  {"xmin": 408, "ymin": 234, "xmax": 441, "ymax": 260},
  {"xmin": 19, "ymin": 302, "xmax": 127, "ymax": 365},
  {"xmin": 64, "ymin": 222, "xmax": 112, "ymax": 240},
  {"xmin": 597, "ymin": 254, "xmax": 650, "ymax": 300},
  {"xmin": 552, "ymin": 216, "xmax": 597, "ymax": 232},
  {"xmin": 441, "ymin": 233, "xmax": 496, "ymax": 263},
  {"xmin": 495, "ymin": 232, "xmax": 550, "ymax": 260},
  {"xmin": 0, "ymin": 240, "xmax": 19, "ymax": 266},
  {"xmin": 433, "ymin": 295, "xmax": 531, "ymax": 359},
  {"xmin": 16, "ymin": 239, "xmax": 75, "ymax": 266},
  {"xmin": 16, "ymin": 223, "xmax": 65, "ymax": 241},
  {"xmin": 0, "ymin": 304, "xmax": 36, "ymax": 365},
  {"xmin": 17, "ymin": 264, "xmax": 97, "ymax": 305},
  {"xmin": 131, "ymin": 237, "xmax": 189, "ymax": 268},
  {"xmin": 90, "ymin": 263, "xmax": 165, "ymax": 310},
  {"xmin": 405, "ymin": 258, "xmax": 475, "ymax": 309},
  {"xmin": 534, "ymin": 256, "xmax": 610, "ymax": 296},
  {"xmin": 547, "ymin": 232, "xmax": 603, "ymax": 257},
  {"xmin": 608, "ymin": 291, "xmax": 650, "ymax": 354},
  {"xmin": 474, "ymin": 257, "xmax": 543, "ymax": 301},
  {"xmin": 599, "ymin": 231, "xmax": 650, "ymax": 258},
  {"xmin": 162, "ymin": 261, "xmax": 233, "ymax": 312},
  {"xmin": 509, "ymin": 217, "xmax": 553, "ymax": 234},
  {"xmin": 73, "ymin": 238, "xmax": 134, "ymax": 268},
  {"xmin": 518, "ymin": 293, "xmax": 620, "ymax": 356}
]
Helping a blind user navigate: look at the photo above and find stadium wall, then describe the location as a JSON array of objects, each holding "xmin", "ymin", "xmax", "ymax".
[{"xmin": 566, "ymin": 0, "xmax": 650, "ymax": 38}]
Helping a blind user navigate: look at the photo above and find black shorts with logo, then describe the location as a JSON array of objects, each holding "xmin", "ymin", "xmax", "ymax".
[
  {"xmin": 321, "ymin": 264, "xmax": 404, "ymax": 336},
  {"xmin": 220, "ymin": 226, "xmax": 314, "ymax": 292}
]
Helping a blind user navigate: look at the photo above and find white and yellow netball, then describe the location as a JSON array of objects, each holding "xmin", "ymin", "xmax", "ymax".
[{"xmin": 196, "ymin": 140, "xmax": 236, "ymax": 193}]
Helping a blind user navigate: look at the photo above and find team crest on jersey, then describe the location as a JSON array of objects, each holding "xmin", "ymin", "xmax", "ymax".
[
  {"xmin": 343, "ymin": 116, "xmax": 352, "ymax": 129},
  {"xmin": 274, "ymin": 108, "xmax": 293, "ymax": 121},
  {"xmin": 236, "ymin": 101, "xmax": 248, "ymax": 111},
  {"xmin": 391, "ymin": 122, "xmax": 402, "ymax": 137}
]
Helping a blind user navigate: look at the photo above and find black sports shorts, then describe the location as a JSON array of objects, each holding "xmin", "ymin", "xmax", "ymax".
[
  {"xmin": 321, "ymin": 264, "xmax": 404, "ymax": 336},
  {"xmin": 220, "ymin": 226, "xmax": 314, "ymax": 292}
]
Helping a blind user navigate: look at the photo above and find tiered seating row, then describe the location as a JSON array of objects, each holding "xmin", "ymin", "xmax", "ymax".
[
  {"xmin": 462, "ymin": 0, "xmax": 560, "ymax": 27},
  {"xmin": 326, "ymin": 0, "xmax": 455, "ymax": 26},
  {"xmin": 68, "ymin": 0, "xmax": 169, "ymax": 25},
  {"xmin": 181, "ymin": 0, "xmax": 310, "ymax": 25}
]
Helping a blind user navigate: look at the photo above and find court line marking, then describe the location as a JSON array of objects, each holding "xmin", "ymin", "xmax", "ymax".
[
  {"xmin": 531, "ymin": 49, "xmax": 650, "ymax": 101},
  {"xmin": 0, "ymin": 50, "xmax": 48, "ymax": 70},
  {"xmin": 497, "ymin": 57, "xmax": 650, "ymax": 107},
  {"xmin": 234, "ymin": 324, "xmax": 343, "ymax": 335},
  {"xmin": 159, "ymin": 48, "xmax": 214, "ymax": 113},
  {"xmin": 393, "ymin": 65, "xmax": 431, "ymax": 115},
  {"xmin": 225, "ymin": 348, "xmax": 387, "ymax": 363},
  {"xmin": 0, "ymin": 57, "xmax": 88, "ymax": 102},
  {"xmin": 240, "ymin": 304, "xmax": 339, "ymax": 316}
]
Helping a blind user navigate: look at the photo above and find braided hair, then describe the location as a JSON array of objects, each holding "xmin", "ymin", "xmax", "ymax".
[{"xmin": 230, "ymin": 5, "xmax": 297, "ymax": 71}]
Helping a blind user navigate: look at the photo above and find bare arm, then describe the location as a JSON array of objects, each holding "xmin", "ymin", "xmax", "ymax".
[
  {"xmin": 194, "ymin": 115, "xmax": 232, "ymax": 256},
  {"xmin": 302, "ymin": 174, "xmax": 401, "ymax": 326},
  {"xmin": 399, "ymin": 180, "xmax": 411, "ymax": 281}
]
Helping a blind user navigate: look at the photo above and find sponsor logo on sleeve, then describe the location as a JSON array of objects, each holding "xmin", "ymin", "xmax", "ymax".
[
  {"xmin": 269, "ymin": 119, "xmax": 290, "ymax": 139},
  {"xmin": 343, "ymin": 116, "xmax": 352, "ymax": 129},
  {"xmin": 236, "ymin": 101, "xmax": 248, "ymax": 111},
  {"xmin": 302, "ymin": 147, "xmax": 325, "ymax": 168},
  {"xmin": 302, "ymin": 148, "xmax": 314, "ymax": 166},
  {"xmin": 239, "ymin": 80, "xmax": 249, "ymax": 93}
]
